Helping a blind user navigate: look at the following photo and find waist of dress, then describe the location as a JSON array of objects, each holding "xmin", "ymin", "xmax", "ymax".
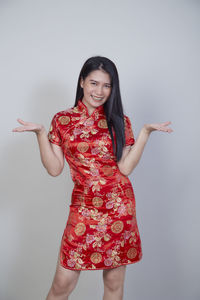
[
  {"xmin": 70, "ymin": 180, "xmax": 135, "ymax": 206},
  {"xmin": 71, "ymin": 169, "xmax": 132, "ymax": 188}
]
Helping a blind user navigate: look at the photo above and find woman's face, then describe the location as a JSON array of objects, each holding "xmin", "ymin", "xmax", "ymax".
[{"xmin": 80, "ymin": 69, "xmax": 112, "ymax": 114}]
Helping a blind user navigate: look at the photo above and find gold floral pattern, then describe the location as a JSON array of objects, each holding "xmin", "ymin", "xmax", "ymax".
[
  {"xmin": 127, "ymin": 247, "xmax": 137, "ymax": 259},
  {"xmin": 59, "ymin": 116, "xmax": 70, "ymax": 125},
  {"xmin": 48, "ymin": 100, "xmax": 142, "ymax": 270},
  {"xmin": 125, "ymin": 188, "xmax": 134, "ymax": 198},
  {"xmin": 111, "ymin": 220, "xmax": 124, "ymax": 234},
  {"xmin": 98, "ymin": 119, "xmax": 108, "ymax": 128},
  {"xmin": 92, "ymin": 197, "xmax": 103, "ymax": 207},
  {"xmin": 74, "ymin": 223, "xmax": 86, "ymax": 236},
  {"xmin": 102, "ymin": 165, "xmax": 114, "ymax": 176},
  {"xmin": 90, "ymin": 252, "xmax": 102, "ymax": 264},
  {"xmin": 77, "ymin": 142, "xmax": 89, "ymax": 153}
]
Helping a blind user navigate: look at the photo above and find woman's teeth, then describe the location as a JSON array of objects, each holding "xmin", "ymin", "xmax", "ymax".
[{"xmin": 92, "ymin": 96, "xmax": 104, "ymax": 101}]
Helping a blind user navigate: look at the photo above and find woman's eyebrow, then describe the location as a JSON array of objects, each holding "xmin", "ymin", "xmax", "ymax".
[{"xmin": 89, "ymin": 79, "xmax": 111, "ymax": 85}]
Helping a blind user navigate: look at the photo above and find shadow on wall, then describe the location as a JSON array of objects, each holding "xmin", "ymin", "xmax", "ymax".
[{"xmin": 1, "ymin": 82, "xmax": 73, "ymax": 300}]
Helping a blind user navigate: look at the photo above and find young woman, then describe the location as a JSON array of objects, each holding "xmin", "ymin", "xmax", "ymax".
[{"xmin": 13, "ymin": 56, "xmax": 173, "ymax": 300}]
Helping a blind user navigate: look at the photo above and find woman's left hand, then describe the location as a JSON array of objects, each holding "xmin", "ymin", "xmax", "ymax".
[{"xmin": 143, "ymin": 121, "xmax": 173, "ymax": 134}]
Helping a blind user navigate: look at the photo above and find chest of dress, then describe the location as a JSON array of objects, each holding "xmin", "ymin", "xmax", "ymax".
[{"xmin": 59, "ymin": 115, "xmax": 116, "ymax": 163}]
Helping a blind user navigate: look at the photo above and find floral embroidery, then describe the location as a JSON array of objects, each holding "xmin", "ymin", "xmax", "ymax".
[{"xmin": 48, "ymin": 100, "xmax": 142, "ymax": 270}]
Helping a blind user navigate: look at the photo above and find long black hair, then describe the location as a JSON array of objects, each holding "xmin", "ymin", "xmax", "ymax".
[{"xmin": 74, "ymin": 56, "xmax": 125, "ymax": 161}]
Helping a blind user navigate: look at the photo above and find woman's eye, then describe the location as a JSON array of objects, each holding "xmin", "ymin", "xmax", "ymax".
[{"xmin": 91, "ymin": 82, "xmax": 97, "ymax": 85}]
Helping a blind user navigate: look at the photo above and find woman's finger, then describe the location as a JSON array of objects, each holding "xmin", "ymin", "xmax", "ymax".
[
  {"xmin": 12, "ymin": 126, "xmax": 29, "ymax": 132},
  {"xmin": 17, "ymin": 118, "xmax": 27, "ymax": 125},
  {"xmin": 13, "ymin": 125, "xmax": 34, "ymax": 132},
  {"xmin": 154, "ymin": 124, "xmax": 173, "ymax": 132},
  {"xmin": 160, "ymin": 121, "xmax": 171, "ymax": 126},
  {"xmin": 12, "ymin": 127, "xmax": 24, "ymax": 132},
  {"xmin": 159, "ymin": 127, "xmax": 173, "ymax": 133}
]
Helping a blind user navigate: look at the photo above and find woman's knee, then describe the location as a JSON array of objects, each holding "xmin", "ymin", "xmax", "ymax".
[
  {"xmin": 103, "ymin": 265, "xmax": 126, "ymax": 292},
  {"xmin": 51, "ymin": 266, "xmax": 81, "ymax": 296}
]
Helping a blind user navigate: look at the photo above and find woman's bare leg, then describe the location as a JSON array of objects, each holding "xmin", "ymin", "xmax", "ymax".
[
  {"xmin": 46, "ymin": 250, "xmax": 81, "ymax": 300},
  {"xmin": 102, "ymin": 265, "xmax": 127, "ymax": 300}
]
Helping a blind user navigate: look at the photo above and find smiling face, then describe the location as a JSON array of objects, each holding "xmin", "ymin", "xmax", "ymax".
[{"xmin": 80, "ymin": 69, "xmax": 112, "ymax": 115}]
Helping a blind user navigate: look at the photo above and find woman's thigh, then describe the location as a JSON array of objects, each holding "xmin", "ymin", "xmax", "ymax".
[{"xmin": 51, "ymin": 248, "xmax": 81, "ymax": 289}]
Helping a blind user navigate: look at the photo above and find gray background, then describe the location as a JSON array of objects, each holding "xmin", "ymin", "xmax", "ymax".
[{"xmin": 0, "ymin": 0, "xmax": 199, "ymax": 299}]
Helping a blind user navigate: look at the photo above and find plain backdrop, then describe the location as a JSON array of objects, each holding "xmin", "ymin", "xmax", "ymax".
[{"xmin": 0, "ymin": 0, "xmax": 199, "ymax": 299}]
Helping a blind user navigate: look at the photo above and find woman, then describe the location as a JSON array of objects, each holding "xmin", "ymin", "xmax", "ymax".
[{"xmin": 13, "ymin": 56, "xmax": 173, "ymax": 300}]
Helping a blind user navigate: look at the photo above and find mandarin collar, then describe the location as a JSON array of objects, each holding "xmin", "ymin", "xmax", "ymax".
[{"xmin": 77, "ymin": 99, "xmax": 104, "ymax": 117}]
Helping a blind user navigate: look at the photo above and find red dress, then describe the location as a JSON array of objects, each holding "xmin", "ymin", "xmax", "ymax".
[{"xmin": 48, "ymin": 100, "xmax": 142, "ymax": 270}]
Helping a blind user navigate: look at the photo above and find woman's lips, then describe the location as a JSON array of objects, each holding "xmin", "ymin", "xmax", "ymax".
[{"xmin": 91, "ymin": 95, "xmax": 104, "ymax": 101}]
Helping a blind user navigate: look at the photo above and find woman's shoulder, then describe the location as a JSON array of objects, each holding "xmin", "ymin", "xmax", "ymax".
[
  {"xmin": 123, "ymin": 114, "xmax": 134, "ymax": 131},
  {"xmin": 50, "ymin": 104, "xmax": 82, "ymax": 127},
  {"xmin": 51, "ymin": 104, "xmax": 80, "ymax": 120},
  {"xmin": 123, "ymin": 114, "xmax": 132, "ymax": 124}
]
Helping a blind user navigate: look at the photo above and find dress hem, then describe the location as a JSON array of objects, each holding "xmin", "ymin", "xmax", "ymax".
[{"xmin": 59, "ymin": 255, "xmax": 143, "ymax": 271}]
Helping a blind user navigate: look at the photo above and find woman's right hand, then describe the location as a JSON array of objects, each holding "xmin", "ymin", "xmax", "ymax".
[
  {"xmin": 12, "ymin": 118, "xmax": 45, "ymax": 135},
  {"xmin": 13, "ymin": 118, "xmax": 64, "ymax": 176}
]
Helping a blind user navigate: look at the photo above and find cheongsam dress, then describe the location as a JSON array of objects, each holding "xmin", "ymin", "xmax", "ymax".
[{"xmin": 48, "ymin": 99, "xmax": 142, "ymax": 270}]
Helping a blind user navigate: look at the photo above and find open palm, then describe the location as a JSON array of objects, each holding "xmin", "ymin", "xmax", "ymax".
[
  {"xmin": 12, "ymin": 119, "xmax": 44, "ymax": 134},
  {"xmin": 144, "ymin": 121, "xmax": 173, "ymax": 134}
]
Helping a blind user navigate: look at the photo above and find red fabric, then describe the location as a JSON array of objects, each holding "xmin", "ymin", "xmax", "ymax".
[{"xmin": 48, "ymin": 100, "xmax": 142, "ymax": 270}]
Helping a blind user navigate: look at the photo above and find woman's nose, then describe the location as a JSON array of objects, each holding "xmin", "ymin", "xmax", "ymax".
[{"xmin": 95, "ymin": 85, "xmax": 103, "ymax": 95}]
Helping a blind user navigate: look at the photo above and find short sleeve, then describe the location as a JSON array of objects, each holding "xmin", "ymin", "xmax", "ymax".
[
  {"xmin": 48, "ymin": 114, "xmax": 62, "ymax": 146},
  {"xmin": 124, "ymin": 116, "xmax": 135, "ymax": 146}
]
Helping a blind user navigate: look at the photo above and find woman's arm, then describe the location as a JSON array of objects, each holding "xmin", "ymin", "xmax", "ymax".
[
  {"xmin": 13, "ymin": 119, "xmax": 64, "ymax": 176},
  {"xmin": 117, "ymin": 121, "xmax": 173, "ymax": 176}
]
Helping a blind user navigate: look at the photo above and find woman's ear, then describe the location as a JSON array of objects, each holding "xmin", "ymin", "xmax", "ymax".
[{"xmin": 80, "ymin": 77, "xmax": 84, "ymax": 88}]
